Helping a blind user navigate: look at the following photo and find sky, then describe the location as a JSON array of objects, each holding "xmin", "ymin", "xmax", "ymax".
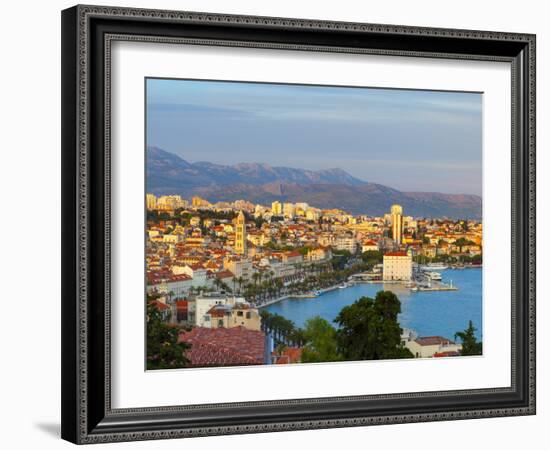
[{"xmin": 146, "ymin": 78, "xmax": 482, "ymax": 196}]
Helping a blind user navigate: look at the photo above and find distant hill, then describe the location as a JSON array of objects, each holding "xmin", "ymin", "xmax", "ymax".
[{"xmin": 146, "ymin": 146, "xmax": 482, "ymax": 219}]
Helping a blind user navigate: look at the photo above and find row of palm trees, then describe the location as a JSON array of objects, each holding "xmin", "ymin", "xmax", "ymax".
[
  {"xmin": 260, "ymin": 310, "xmax": 306, "ymax": 347},
  {"xmin": 177, "ymin": 260, "xmax": 372, "ymax": 309},
  {"xmin": 228, "ymin": 261, "xmax": 371, "ymax": 305}
]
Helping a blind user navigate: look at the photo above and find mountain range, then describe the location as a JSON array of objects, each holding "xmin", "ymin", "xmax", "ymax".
[{"xmin": 146, "ymin": 146, "xmax": 482, "ymax": 219}]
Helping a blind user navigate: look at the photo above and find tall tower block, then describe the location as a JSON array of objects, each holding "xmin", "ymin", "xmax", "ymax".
[{"xmin": 390, "ymin": 204, "xmax": 403, "ymax": 245}]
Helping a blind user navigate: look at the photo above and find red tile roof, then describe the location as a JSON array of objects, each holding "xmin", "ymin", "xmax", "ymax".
[
  {"xmin": 178, "ymin": 327, "xmax": 265, "ymax": 367},
  {"xmin": 433, "ymin": 351, "xmax": 461, "ymax": 357},
  {"xmin": 149, "ymin": 300, "xmax": 169, "ymax": 311},
  {"xmin": 384, "ymin": 251, "xmax": 409, "ymax": 257},
  {"xmin": 363, "ymin": 240, "xmax": 378, "ymax": 246},
  {"xmin": 274, "ymin": 347, "xmax": 302, "ymax": 364},
  {"xmin": 415, "ymin": 336, "xmax": 455, "ymax": 346},
  {"xmin": 215, "ymin": 270, "xmax": 235, "ymax": 279}
]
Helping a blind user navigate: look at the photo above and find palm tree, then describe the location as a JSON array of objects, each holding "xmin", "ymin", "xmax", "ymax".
[
  {"xmin": 213, "ymin": 277, "xmax": 222, "ymax": 292},
  {"xmin": 236, "ymin": 276, "xmax": 244, "ymax": 294},
  {"xmin": 252, "ymin": 272, "xmax": 260, "ymax": 286}
]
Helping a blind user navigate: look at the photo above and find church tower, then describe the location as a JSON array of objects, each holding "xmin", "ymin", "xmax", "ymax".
[{"xmin": 235, "ymin": 210, "xmax": 247, "ymax": 255}]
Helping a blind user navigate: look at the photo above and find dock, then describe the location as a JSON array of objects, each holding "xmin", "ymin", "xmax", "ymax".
[{"xmin": 417, "ymin": 285, "xmax": 458, "ymax": 292}]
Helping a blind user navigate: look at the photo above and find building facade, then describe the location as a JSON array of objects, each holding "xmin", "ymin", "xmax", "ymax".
[
  {"xmin": 405, "ymin": 336, "xmax": 462, "ymax": 358},
  {"xmin": 383, "ymin": 251, "xmax": 412, "ymax": 281},
  {"xmin": 234, "ymin": 210, "xmax": 247, "ymax": 255},
  {"xmin": 204, "ymin": 303, "xmax": 261, "ymax": 331},
  {"xmin": 271, "ymin": 201, "xmax": 282, "ymax": 216},
  {"xmin": 390, "ymin": 204, "xmax": 404, "ymax": 245}
]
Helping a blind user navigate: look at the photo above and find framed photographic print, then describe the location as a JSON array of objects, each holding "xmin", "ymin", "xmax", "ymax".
[{"xmin": 61, "ymin": 5, "xmax": 536, "ymax": 444}]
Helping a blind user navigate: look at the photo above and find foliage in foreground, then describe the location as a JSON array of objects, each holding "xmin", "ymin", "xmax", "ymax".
[
  {"xmin": 264, "ymin": 291, "xmax": 413, "ymax": 362},
  {"xmin": 146, "ymin": 301, "xmax": 191, "ymax": 370},
  {"xmin": 455, "ymin": 320, "xmax": 483, "ymax": 356},
  {"xmin": 301, "ymin": 316, "xmax": 343, "ymax": 363},
  {"xmin": 335, "ymin": 291, "xmax": 413, "ymax": 360}
]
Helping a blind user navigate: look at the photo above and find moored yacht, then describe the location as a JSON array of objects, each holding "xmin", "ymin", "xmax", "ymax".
[
  {"xmin": 420, "ymin": 262, "xmax": 448, "ymax": 271},
  {"xmin": 426, "ymin": 272, "xmax": 442, "ymax": 281}
]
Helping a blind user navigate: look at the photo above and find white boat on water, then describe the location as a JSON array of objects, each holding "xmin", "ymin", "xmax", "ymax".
[
  {"xmin": 338, "ymin": 283, "xmax": 348, "ymax": 289},
  {"xmin": 426, "ymin": 272, "xmax": 442, "ymax": 281},
  {"xmin": 420, "ymin": 263, "xmax": 448, "ymax": 271}
]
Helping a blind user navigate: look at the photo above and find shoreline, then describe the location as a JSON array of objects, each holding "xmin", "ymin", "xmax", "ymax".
[
  {"xmin": 257, "ymin": 266, "xmax": 482, "ymax": 308},
  {"xmin": 257, "ymin": 283, "xmax": 344, "ymax": 308}
]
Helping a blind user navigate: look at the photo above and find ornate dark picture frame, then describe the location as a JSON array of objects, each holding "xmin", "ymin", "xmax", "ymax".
[{"xmin": 61, "ymin": 4, "xmax": 536, "ymax": 444}]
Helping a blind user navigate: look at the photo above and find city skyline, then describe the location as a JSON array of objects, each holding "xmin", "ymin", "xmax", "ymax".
[{"xmin": 146, "ymin": 78, "xmax": 483, "ymax": 196}]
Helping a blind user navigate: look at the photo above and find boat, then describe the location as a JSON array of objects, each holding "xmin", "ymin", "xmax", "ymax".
[
  {"xmin": 338, "ymin": 283, "xmax": 348, "ymax": 289},
  {"xmin": 420, "ymin": 263, "xmax": 448, "ymax": 271},
  {"xmin": 426, "ymin": 272, "xmax": 442, "ymax": 281}
]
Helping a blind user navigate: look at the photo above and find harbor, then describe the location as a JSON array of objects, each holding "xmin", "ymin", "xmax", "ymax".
[{"xmin": 263, "ymin": 267, "xmax": 482, "ymax": 341}]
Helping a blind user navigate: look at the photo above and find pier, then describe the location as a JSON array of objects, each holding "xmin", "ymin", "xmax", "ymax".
[{"xmin": 416, "ymin": 284, "xmax": 458, "ymax": 292}]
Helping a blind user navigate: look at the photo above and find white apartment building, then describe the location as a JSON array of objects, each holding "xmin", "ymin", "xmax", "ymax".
[
  {"xmin": 334, "ymin": 235, "xmax": 357, "ymax": 253},
  {"xmin": 223, "ymin": 257, "xmax": 254, "ymax": 281},
  {"xmin": 405, "ymin": 336, "xmax": 462, "ymax": 358}
]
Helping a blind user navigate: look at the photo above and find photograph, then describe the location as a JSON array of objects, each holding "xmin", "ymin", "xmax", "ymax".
[
  {"xmin": 55, "ymin": 2, "xmax": 536, "ymax": 445},
  {"xmin": 145, "ymin": 78, "xmax": 484, "ymax": 369}
]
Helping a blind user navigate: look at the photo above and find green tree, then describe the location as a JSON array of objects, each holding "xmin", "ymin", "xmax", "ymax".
[
  {"xmin": 455, "ymin": 320, "xmax": 483, "ymax": 356},
  {"xmin": 146, "ymin": 301, "xmax": 191, "ymax": 370},
  {"xmin": 361, "ymin": 250, "xmax": 383, "ymax": 264},
  {"xmin": 454, "ymin": 237, "xmax": 475, "ymax": 249},
  {"xmin": 334, "ymin": 291, "xmax": 413, "ymax": 360},
  {"xmin": 301, "ymin": 316, "xmax": 342, "ymax": 363}
]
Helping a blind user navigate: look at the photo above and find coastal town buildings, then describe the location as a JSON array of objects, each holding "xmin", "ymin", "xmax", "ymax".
[{"xmin": 146, "ymin": 195, "xmax": 482, "ymax": 366}]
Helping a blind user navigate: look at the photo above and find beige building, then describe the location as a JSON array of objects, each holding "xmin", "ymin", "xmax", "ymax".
[
  {"xmin": 405, "ymin": 336, "xmax": 462, "ymax": 358},
  {"xmin": 283, "ymin": 202, "xmax": 295, "ymax": 219},
  {"xmin": 223, "ymin": 257, "xmax": 254, "ymax": 281},
  {"xmin": 193, "ymin": 294, "xmax": 248, "ymax": 327},
  {"xmin": 271, "ymin": 201, "xmax": 282, "ymax": 216},
  {"xmin": 191, "ymin": 196, "xmax": 211, "ymax": 208},
  {"xmin": 383, "ymin": 251, "xmax": 412, "ymax": 281},
  {"xmin": 305, "ymin": 209, "xmax": 320, "ymax": 221},
  {"xmin": 390, "ymin": 204, "xmax": 404, "ymax": 245},
  {"xmin": 204, "ymin": 303, "xmax": 261, "ymax": 331},
  {"xmin": 146, "ymin": 193, "xmax": 157, "ymax": 210},
  {"xmin": 335, "ymin": 235, "xmax": 357, "ymax": 253}
]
